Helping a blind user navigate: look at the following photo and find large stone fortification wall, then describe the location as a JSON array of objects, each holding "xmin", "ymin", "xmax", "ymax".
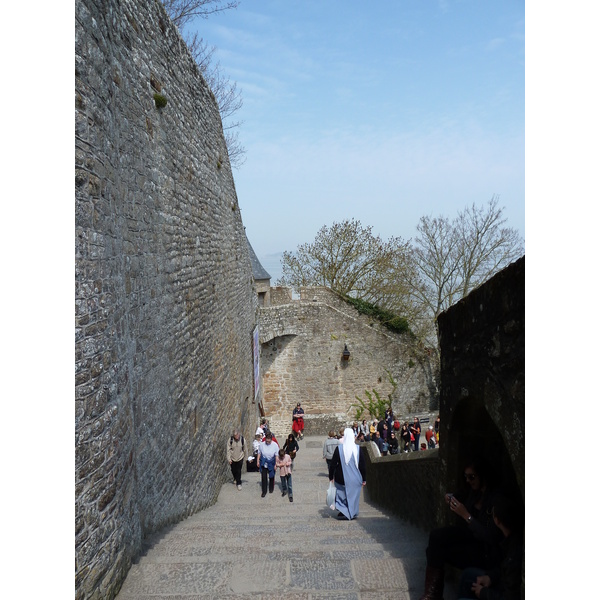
[
  {"xmin": 363, "ymin": 257, "xmax": 525, "ymax": 539},
  {"xmin": 437, "ymin": 256, "xmax": 525, "ymax": 523},
  {"xmin": 75, "ymin": 1, "xmax": 258, "ymax": 598},
  {"xmin": 259, "ymin": 287, "xmax": 438, "ymax": 437}
]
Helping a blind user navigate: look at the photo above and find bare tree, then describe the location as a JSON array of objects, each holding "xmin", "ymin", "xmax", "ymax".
[
  {"xmin": 162, "ymin": 1, "xmax": 246, "ymax": 168},
  {"xmin": 455, "ymin": 195, "xmax": 524, "ymax": 297},
  {"xmin": 410, "ymin": 196, "xmax": 524, "ymax": 344},
  {"xmin": 163, "ymin": 0, "xmax": 240, "ymax": 28},
  {"xmin": 410, "ymin": 215, "xmax": 462, "ymax": 323}
]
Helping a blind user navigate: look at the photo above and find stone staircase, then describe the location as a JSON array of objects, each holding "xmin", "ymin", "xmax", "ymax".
[{"xmin": 116, "ymin": 436, "xmax": 449, "ymax": 599}]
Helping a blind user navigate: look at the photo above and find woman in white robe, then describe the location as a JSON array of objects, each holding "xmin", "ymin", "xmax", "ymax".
[{"xmin": 328, "ymin": 428, "xmax": 366, "ymax": 520}]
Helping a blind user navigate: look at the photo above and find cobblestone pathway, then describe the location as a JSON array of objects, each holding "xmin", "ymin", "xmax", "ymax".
[{"xmin": 116, "ymin": 436, "xmax": 440, "ymax": 600}]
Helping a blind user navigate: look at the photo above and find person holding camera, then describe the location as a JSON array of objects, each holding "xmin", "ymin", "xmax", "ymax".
[
  {"xmin": 418, "ymin": 458, "xmax": 503, "ymax": 600},
  {"xmin": 457, "ymin": 495, "xmax": 524, "ymax": 600}
]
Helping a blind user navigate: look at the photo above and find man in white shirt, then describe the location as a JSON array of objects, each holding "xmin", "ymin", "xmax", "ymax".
[{"xmin": 257, "ymin": 432, "xmax": 280, "ymax": 497}]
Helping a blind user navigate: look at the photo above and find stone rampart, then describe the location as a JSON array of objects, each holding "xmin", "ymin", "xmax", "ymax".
[
  {"xmin": 362, "ymin": 443, "xmax": 441, "ymax": 531},
  {"xmin": 362, "ymin": 257, "xmax": 524, "ymax": 543},
  {"xmin": 258, "ymin": 287, "xmax": 438, "ymax": 438},
  {"xmin": 75, "ymin": 1, "xmax": 258, "ymax": 597},
  {"xmin": 437, "ymin": 256, "xmax": 525, "ymax": 513}
]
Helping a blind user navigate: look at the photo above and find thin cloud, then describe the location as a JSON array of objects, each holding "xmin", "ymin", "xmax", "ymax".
[{"xmin": 486, "ymin": 37, "xmax": 506, "ymax": 51}]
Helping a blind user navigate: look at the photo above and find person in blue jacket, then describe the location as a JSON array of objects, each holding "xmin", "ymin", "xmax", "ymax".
[{"xmin": 257, "ymin": 432, "xmax": 280, "ymax": 497}]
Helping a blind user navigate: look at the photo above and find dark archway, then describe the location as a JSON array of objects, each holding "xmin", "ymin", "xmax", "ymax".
[{"xmin": 447, "ymin": 397, "xmax": 523, "ymax": 516}]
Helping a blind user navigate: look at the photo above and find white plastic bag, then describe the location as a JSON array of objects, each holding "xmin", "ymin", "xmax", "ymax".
[{"xmin": 326, "ymin": 481, "xmax": 336, "ymax": 510}]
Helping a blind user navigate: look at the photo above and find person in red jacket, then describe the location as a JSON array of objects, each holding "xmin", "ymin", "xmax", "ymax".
[
  {"xmin": 425, "ymin": 426, "xmax": 436, "ymax": 448},
  {"xmin": 292, "ymin": 402, "xmax": 305, "ymax": 439}
]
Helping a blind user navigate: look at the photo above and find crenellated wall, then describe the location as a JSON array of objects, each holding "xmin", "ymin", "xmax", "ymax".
[{"xmin": 75, "ymin": 0, "xmax": 259, "ymax": 598}]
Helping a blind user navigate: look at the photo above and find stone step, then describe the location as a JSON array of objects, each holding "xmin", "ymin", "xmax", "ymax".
[{"xmin": 116, "ymin": 436, "xmax": 453, "ymax": 599}]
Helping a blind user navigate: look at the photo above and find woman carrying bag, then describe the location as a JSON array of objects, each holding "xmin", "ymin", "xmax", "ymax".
[{"xmin": 328, "ymin": 428, "xmax": 366, "ymax": 520}]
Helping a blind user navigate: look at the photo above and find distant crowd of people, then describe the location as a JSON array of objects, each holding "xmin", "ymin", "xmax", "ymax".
[
  {"xmin": 346, "ymin": 410, "xmax": 441, "ymax": 456},
  {"xmin": 228, "ymin": 408, "xmax": 440, "ymax": 500},
  {"xmin": 229, "ymin": 405, "xmax": 522, "ymax": 599}
]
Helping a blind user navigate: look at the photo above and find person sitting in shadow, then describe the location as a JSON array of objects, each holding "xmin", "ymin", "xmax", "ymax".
[
  {"xmin": 418, "ymin": 458, "xmax": 504, "ymax": 600},
  {"xmin": 457, "ymin": 494, "xmax": 524, "ymax": 600}
]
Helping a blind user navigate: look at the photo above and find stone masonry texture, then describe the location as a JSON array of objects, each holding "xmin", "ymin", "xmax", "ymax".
[
  {"xmin": 437, "ymin": 257, "xmax": 525, "ymax": 526},
  {"xmin": 259, "ymin": 287, "xmax": 438, "ymax": 438},
  {"xmin": 75, "ymin": 0, "xmax": 525, "ymax": 597},
  {"xmin": 75, "ymin": 1, "xmax": 259, "ymax": 598}
]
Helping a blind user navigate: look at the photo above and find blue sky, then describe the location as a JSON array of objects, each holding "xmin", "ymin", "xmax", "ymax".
[{"xmin": 189, "ymin": 0, "xmax": 525, "ymax": 281}]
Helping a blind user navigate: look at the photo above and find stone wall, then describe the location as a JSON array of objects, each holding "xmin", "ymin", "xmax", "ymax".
[
  {"xmin": 362, "ymin": 444, "xmax": 441, "ymax": 531},
  {"xmin": 436, "ymin": 257, "xmax": 525, "ymax": 525},
  {"xmin": 259, "ymin": 287, "xmax": 438, "ymax": 438},
  {"xmin": 363, "ymin": 257, "xmax": 524, "ymax": 537},
  {"xmin": 75, "ymin": 1, "xmax": 259, "ymax": 598}
]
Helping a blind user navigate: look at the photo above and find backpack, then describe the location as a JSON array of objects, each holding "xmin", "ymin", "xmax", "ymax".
[
  {"xmin": 230, "ymin": 435, "xmax": 245, "ymax": 451},
  {"xmin": 381, "ymin": 442, "xmax": 389, "ymax": 452}
]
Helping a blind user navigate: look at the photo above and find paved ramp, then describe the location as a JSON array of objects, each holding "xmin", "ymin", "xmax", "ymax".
[{"xmin": 116, "ymin": 437, "xmax": 432, "ymax": 599}]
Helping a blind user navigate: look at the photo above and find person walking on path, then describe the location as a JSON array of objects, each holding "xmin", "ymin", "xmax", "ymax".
[
  {"xmin": 323, "ymin": 430, "xmax": 339, "ymax": 471},
  {"xmin": 292, "ymin": 402, "xmax": 305, "ymax": 439},
  {"xmin": 283, "ymin": 433, "xmax": 299, "ymax": 460},
  {"xmin": 275, "ymin": 448, "xmax": 294, "ymax": 502},
  {"xmin": 328, "ymin": 427, "xmax": 366, "ymax": 520},
  {"xmin": 227, "ymin": 429, "xmax": 247, "ymax": 490},
  {"xmin": 257, "ymin": 432, "xmax": 279, "ymax": 497}
]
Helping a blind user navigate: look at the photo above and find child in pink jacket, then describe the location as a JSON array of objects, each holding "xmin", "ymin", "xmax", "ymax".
[{"xmin": 275, "ymin": 449, "xmax": 293, "ymax": 502}]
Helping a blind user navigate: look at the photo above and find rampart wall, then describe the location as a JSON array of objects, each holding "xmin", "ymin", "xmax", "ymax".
[
  {"xmin": 437, "ymin": 256, "xmax": 525, "ymax": 510},
  {"xmin": 259, "ymin": 287, "xmax": 438, "ymax": 437},
  {"xmin": 74, "ymin": 1, "xmax": 524, "ymax": 597},
  {"xmin": 75, "ymin": 1, "xmax": 258, "ymax": 597},
  {"xmin": 363, "ymin": 257, "xmax": 525, "ymax": 538}
]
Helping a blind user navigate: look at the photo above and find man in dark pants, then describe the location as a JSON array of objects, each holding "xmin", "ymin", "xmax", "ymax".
[
  {"xmin": 227, "ymin": 429, "xmax": 247, "ymax": 491},
  {"xmin": 257, "ymin": 432, "xmax": 279, "ymax": 497}
]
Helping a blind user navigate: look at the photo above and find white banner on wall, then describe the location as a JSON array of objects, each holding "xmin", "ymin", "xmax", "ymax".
[{"xmin": 253, "ymin": 325, "xmax": 260, "ymax": 401}]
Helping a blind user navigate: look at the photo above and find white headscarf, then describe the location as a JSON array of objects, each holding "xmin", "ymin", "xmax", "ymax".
[{"xmin": 341, "ymin": 427, "xmax": 359, "ymax": 468}]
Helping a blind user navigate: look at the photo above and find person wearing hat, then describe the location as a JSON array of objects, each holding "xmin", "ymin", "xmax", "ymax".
[{"xmin": 292, "ymin": 402, "xmax": 305, "ymax": 439}]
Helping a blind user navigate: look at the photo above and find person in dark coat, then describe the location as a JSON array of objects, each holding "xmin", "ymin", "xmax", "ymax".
[
  {"xmin": 388, "ymin": 431, "xmax": 400, "ymax": 454},
  {"xmin": 457, "ymin": 495, "xmax": 524, "ymax": 600},
  {"xmin": 418, "ymin": 458, "xmax": 504, "ymax": 600}
]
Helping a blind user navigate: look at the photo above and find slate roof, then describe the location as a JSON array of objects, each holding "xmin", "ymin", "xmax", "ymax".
[{"xmin": 246, "ymin": 234, "xmax": 271, "ymax": 281}]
